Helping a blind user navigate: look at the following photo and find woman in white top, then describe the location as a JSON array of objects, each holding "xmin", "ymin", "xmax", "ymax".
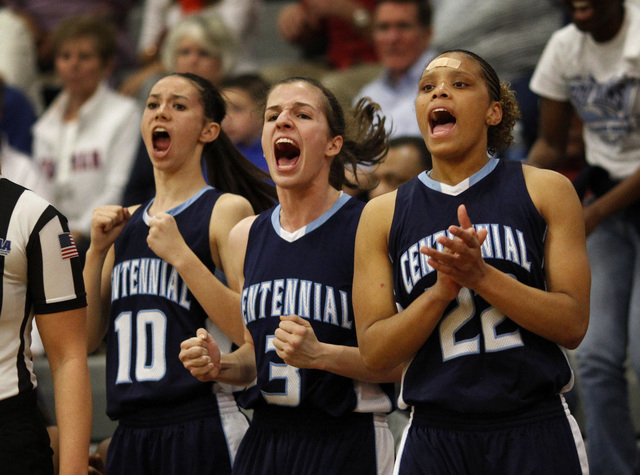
[{"xmin": 32, "ymin": 15, "xmax": 141, "ymax": 258}]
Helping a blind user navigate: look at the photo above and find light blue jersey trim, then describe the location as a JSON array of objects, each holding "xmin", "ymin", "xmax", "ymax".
[
  {"xmin": 142, "ymin": 186, "xmax": 215, "ymax": 225},
  {"xmin": 418, "ymin": 158, "xmax": 499, "ymax": 196},
  {"xmin": 271, "ymin": 192, "xmax": 352, "ymax": 242}
]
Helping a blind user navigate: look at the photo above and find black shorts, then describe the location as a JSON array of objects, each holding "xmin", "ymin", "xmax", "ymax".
[
  {"xmin": 106, "ymin": 393, "xmax": 248, "ymax": 475},
  {"xmin": 0, "ymin": 390, "xmax": 54, "ymax": 475},
  {"xmin": 232, "ymin": 407, "xmax": 394, "ymax": 475},
  {"xmin": 396, "ymin": 397, "xmax": 588, "ymax": 475}
]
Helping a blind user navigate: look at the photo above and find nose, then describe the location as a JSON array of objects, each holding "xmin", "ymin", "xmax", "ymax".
[
  {"xmin": 155, "ymin": 102, "xmax": 170, "ymax": 119},
  {"xmin": 275, "ymin": 110, "xmax": 292, "ymax": 129},
  {"xmin": 432, "ymin": 82, "xmax": 449, "ymax": 99}
]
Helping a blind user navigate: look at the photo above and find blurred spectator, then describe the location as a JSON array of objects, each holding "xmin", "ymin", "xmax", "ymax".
[
  {"xmin": 368, "ymin": 135, "xmax": 431, "ymax": 200},
  {"xmin": 429, "ymin": 0, "xmax": 565, "ymax": 159},
  {"xmin": 122, "ymin": 11, "xmax": 238, "ymax": 107},
  {"xmin": 1, "ymin": 84, "xmax": 37, "ymax": 156},
  {"xmin": 122, "ymin": 0, "xmax": 261, "ymax": 96},
  {"xmin": 0, "ymin": 5, "xmax": 42, "ymax": 112},
  {"xmin": 528, "ymin": 1, "xmax": 640, "ymax": 472},
  {"xmin": 0, "ymin": 79, "xmax": 49, "ymax": 200},
  {"xmin": 277, "ymin": 0, "xmax": 377, "ymax": 70},
  {"xmin": 220, "ymin": 73, "xmax": 270, "ymax": 174},
  {"xmin": 32, "ymin": 15, "xmax": 140, "ymax": 260},
  {"xmin": 354, "ymin": 0, "xmax": 436, "ymax": 138},
  {"xmin": 3, "ymin": 0, "xmax": 137, "ymax": 77},
  {"xmin": 264, "ymin": 0, "xmax": 382, "ymax": 108}
]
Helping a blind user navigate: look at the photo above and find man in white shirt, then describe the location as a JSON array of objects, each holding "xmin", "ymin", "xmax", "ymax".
[{"xmin": 528, "ymin": 1, "xmax": 640, "ymax": 472}]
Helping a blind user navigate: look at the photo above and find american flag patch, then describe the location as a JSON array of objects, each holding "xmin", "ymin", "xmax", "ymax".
[{"xmin": 59, "ymin": 233, "xmax": 79, "ymax": 260}]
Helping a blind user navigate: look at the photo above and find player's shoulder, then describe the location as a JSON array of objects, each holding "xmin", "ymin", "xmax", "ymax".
[
  {"xmin": 230, "ymin": 215, "xmax": 259, "ymax": 245},
  {"xmin": 522, "ymin": 164, "xmax": 580, "ymax": 216},
  {"xmin": 360, "ymin": 190, "xmax": 397, "ymax": 235},
  {"xmin": 522, "ymin": 163, "xmax": 574, "ymax": 192},
  {"xmin": 214, "ymin": 191, "xmax": 254, "ymax": 217}
]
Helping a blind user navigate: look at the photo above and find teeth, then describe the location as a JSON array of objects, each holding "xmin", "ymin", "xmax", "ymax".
[
  {"xmin": 431, "ymin": 108, "xmax": 450, "ymax": 120},
  {"xmin": 572, "ymin": 1, "xmax": 589, "ymax": 8},
  {"xmin": 154, "ymin": 127, "xmax": 167, "ymax": 133},
  {"xmin": 276, "ymin": 138, "xmax": 295, "ymax": 145}
]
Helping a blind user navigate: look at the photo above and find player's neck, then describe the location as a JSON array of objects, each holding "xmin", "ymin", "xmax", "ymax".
[
  {"xmin": 277, "ymin": 185, "xmax": 341, "ymax": 232},
  {"xmin": 151, "ymin": 172, "xmax": 208, "ymax": 214},
  {"xmin": 430, "ymin": 152, "xmax": 490, "ymax": 186}
]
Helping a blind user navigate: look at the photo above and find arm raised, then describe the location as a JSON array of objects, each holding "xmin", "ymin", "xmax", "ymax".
[
  {"xmin": 425, "ymin": 168, "xmax": 590, "ymax": 349},
  {"xmin": 147, "ymin": 194, "xmax": 255, "ymax": 346},
  {"xmin": 353, "ymin": 193, "xmax": 457, "ymax": 372},
  {"xmin": 84, "ymin": 205, "xmax": 132, "ymax": 352}
]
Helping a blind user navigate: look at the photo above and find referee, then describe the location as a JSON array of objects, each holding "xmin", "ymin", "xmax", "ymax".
[{"xmin": 0, "ymin": 170, "xmax": 91, "ymax": 474}]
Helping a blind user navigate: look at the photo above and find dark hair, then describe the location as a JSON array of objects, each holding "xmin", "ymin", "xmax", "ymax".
[
  {"xmin": 52, "ymin": 15, "xmax": 118, "ymax": 65},
  {"xmin": 439, "ymin": 49, "xmax": 521, "ymax": 156},
  {"xmin": 169, "ymin": 73, "xmax": 277, "ymax": 213},
  {"xmin": 376, "ymin": 0, "xmax": 432, "ymax": 26},
  {"xmin": 389, "ymin": 136, "xmax": 432, "ymax": 170},
  {"xmin": 268, "ymin": 77, "xmax": 389, "ymax": 191},
  {"xmin": 220, "ymin": 74, "xmax": 271, "ymax": 104}
]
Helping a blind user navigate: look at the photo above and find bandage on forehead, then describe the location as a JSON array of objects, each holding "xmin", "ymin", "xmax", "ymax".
[{"xmin": 426, "ymin": 57, "xmax": 461, "ymax": 71}]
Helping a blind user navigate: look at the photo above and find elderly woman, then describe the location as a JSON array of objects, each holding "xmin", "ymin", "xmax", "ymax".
[
  {"xmin": 32, "ymin": 15, "xmax": 141, "ymax": 260},
  {"xmin": 121, "ymin": 11, "xmax": 238, "ymax": 107}
]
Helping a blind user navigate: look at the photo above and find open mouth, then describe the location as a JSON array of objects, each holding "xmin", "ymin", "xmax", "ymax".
[
  {"xmin": 274, "ymin": 138, "xmax": 300, "ymax": 170},
  {"xmin": 430, "ymin": 108, "xmax": 456, "ymax": 137},
  {"xmin": 153, "ymin": 127, "xmax": 171, "ymax": 153}
]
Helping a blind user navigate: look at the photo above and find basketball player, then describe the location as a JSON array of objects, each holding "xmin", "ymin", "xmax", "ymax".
[
  {"xmin": 180, "ymin": 77, "xmax": 398, "ymax": 474},
  {"xmin": 0, "ymin": 173, "xmax": 91, "ymax": 473},
  {"xmin": 353, "ymin": 50, "xmax": 591, "ymax": 473},
  {"xmin": 84, "ymin": 73, "xmax": 275, "ymax": 474}
]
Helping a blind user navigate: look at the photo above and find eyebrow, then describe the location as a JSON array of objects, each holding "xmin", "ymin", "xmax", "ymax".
[
  {"xmin": 148, "ymin": 93, "xmax": 190, "ymax": 101},
  {"xmin": 265, "ymin": 101, "xmax": 315, "ymax": 112}
]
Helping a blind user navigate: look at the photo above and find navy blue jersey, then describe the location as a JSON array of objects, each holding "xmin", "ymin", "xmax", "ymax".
[
  {"xmin": 237, "ymin": 194, "xmax": 393, "ymax": 416},
  {"xmin": 389, "ymin": 159, "xmax": 573, "ymax": 414},
  {"xmin": 106, "ymin": 186, "xmax": 233, "ymax": 419}
]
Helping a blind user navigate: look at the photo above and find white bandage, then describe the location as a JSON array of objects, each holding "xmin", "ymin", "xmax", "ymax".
[{"xmin": 425, "ymin": 57, "xmax": 461, "ymax": 71}]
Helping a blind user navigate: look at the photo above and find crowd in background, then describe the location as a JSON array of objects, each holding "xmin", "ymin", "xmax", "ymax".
[{"xmin": 1, "ymin": 0, "xmax": 640, "ymax": 474}]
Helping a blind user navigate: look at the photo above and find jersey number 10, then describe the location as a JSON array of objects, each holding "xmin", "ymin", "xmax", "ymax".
[{"xmin": 114, "ymin": 310, "xmax": 168, "ymax": 383}]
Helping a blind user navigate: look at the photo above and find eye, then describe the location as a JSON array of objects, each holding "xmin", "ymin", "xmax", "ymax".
[
  {"xmin": 420, "ymin": 83, "xmax": 434, "ymax": 92},
  {"xmin": 173, "ymin": 103, "xmax": 186, "ymax": 111},
  {"xmin": 453, "ymin": 81, "xmax": 467, "ymax": 88},
  {"xmin": 266, "ymin": 113, "xmax": 278, "ymax": 122},
  {"xmin": 298, "ymin": 113, "xmax": 311, "ymax": 119},
  {"xmin": 146, "ymin": 101, "xmax": 159, "ymax": 110}
]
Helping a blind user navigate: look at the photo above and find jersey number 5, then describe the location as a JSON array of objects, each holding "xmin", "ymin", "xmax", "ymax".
[
  {"xmin": 114, "ymin": 310, "xmax": 167, "ymax": 383},
  {"xmin": 439, "ymin": 288, "xmax": 524, "ymax": 361},
  {"xmin": 260, "ymin": 335, "xmax": 301, "ymax": 406}
]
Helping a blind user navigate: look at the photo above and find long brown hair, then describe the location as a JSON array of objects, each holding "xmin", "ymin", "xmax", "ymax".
[{"xmin": 171, "ymin": 72, "xmax": 277, "ymax": 213}]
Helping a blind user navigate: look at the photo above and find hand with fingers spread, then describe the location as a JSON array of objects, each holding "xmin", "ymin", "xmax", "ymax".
[
  {"xmin": 89, "ymin": 205, "xmax": 131, "ymax": 253},
  {"xmin": 421, "ymin": 204, "xmax": 489, "ymax": 290},
  {"xmin": 273, "ymin": 315, "xmax": 324, "ymax": 369},
  {"xmin": 179, "ymin": 328, "xmax": 222, "ymax": 382}
]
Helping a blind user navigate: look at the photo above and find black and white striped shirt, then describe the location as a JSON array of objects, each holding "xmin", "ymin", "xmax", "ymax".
[{"xmin": 0, "ymin": 177, "xmax": 86, "ymax": 401}]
